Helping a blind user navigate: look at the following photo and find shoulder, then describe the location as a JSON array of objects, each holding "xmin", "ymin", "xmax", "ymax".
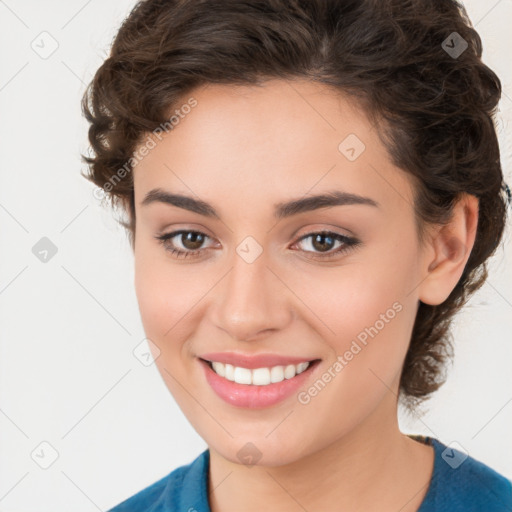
[
  {"xmin": 420, "ymin": 438, "xmax": 512, "ymax": 511},
  {"xmin": 106, "ymin": 449, "xmax": 210, "ymax": 512}
]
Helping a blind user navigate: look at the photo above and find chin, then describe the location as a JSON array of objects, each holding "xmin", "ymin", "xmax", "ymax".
[{"xmin": 209, "ymin": 435, "xmax": 309, "ymax": 468}]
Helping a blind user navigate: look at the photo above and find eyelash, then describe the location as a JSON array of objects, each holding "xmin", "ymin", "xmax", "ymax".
[{"xmin": 154, "ymin": 229, "xmax": 361, "ymax": 261}]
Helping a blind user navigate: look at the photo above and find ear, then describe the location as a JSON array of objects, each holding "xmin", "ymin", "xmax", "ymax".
[{"xmin": 418, "ymin": 193, "xmax": 479, "ymax": 306}]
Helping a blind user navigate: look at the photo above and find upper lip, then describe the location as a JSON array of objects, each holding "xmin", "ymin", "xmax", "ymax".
[{"xmin": 199, "ymin": 352, "xmax": 319, "ymax": 369}]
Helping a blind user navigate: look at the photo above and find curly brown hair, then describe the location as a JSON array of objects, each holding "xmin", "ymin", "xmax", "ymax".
[{"xmin": 81, "ymin": 0, "xmax": 509, "ymax": 411}]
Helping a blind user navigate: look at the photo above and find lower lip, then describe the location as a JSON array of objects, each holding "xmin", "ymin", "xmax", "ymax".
[{"xmin": 199, "ymin": 358, "xmax": 320, "ymax": 409}]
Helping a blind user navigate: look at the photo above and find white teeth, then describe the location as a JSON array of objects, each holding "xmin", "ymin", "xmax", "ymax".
[
  {"xmin": 283, "ymin": 364, "xmax": 296, "ymax": 379},
  {"xmin": 212, "ymin": 361, "xmax": 225, "ymax": 377},
  {"xmin": 296, "ymin": 362, "xmax": 309, "ymax": 374},
  {"xmin": 225, "ymin": 363, "xmax": 235, "ymax": 381},
  {"xmin": 270, "ymin": 365, "xmax": 284, "ymax": 383},
  {"xmin": 208, "ymin": 360, "xmax": 312, "ymax": 386},
  {"xmin": 252, "ymin": 367, "xmax": 271, "ymax": 386},
  {"xmin": 234, "ymin": 367, "xmax": 252, "ymax": 385}
]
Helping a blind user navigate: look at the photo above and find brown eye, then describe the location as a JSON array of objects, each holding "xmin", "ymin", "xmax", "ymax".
[
  {"xmin": 293, "ymin": 231, "xmax": 361, "ymax": 260},
  {"xmin": 178, "ymin": 231, "xmax": 206, "ymax": 250},
  {"xmin": 310, "ymin": 233, "xmax": 337, "ymax": 252},
  {"xmin": 155, "ymin": 230, "xmax": 213, "ymax": 259}
]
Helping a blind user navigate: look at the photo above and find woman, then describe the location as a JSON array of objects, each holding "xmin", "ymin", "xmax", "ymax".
[{"xmin": 81, "ymin": 0, "xmax": 512, "ymax": 510}]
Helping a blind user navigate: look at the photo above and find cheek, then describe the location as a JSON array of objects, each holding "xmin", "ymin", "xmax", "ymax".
[
  {"xmin": 134, "ymin": 259, "xmax": 171, "ymax": 340},
  {"xmin": 291, "ymin": 273, "xmax": 416, "ymax": 436},
  {"xmin": 134, "ymin": 244, "xmax": 189, "ymax": 345},
  {"xmin": 289, "ymin": 245, "xmax": 419, "ymax": 386},
  {"xmin": 327, "ymin": 272, "xmax": 418, "ymax": 407},
  {"xmin": 290, "ymin": 251, "xmax": 414, "ymax": 340},
  {"xmin": 133, "ymin": 245, "xmax": 212, "ymax": 357}
]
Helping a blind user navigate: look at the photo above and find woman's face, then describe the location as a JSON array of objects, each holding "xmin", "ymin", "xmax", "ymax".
[{"xmin": 132, "ymin": 79, "xmax": 429, "ymax": 466}]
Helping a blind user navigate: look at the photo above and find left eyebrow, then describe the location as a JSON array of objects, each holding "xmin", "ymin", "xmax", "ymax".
[
  {"xmin": 274, "ymin": 190, "xmax": 379, "ymax": 219},
  {"xmin": 140, "ymin": 188, "xmax": 379, "ymax": 220}
]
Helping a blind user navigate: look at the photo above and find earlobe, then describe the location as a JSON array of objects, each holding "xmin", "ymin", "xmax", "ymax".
[{"xmin": 418, "ymin": 194, "xmax": 479, "ymax": 306}]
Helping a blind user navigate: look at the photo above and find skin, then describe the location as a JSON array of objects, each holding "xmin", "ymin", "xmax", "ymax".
[{"xmin": 130, "ymin": 79, "xmax": 478, "ymax": 512}]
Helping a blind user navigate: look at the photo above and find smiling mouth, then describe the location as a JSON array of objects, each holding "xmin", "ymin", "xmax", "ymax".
[{"xmin": 200, "ymin": 358, "xmax": 321, "ymax": 386}]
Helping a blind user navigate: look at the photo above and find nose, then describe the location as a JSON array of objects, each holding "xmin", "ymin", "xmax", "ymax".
[{"xmin": 210, "ymin": 249, "xmax": 293, "ymax": 342}]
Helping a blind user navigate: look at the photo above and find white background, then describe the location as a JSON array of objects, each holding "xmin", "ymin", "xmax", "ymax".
[{"xmin": 0, "ymin": 1, "xmax": 511, "ymax": 510}]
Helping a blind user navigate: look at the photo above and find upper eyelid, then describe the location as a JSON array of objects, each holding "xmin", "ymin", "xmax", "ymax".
[{"xmin": 295, "ymin": 230, "xmax": 353, "ymax": 241}]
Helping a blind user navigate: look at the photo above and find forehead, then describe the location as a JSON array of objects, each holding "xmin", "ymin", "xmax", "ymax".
[{"xmin": 132, "ymin": 79, "xmax": 415, "ymax": 217}]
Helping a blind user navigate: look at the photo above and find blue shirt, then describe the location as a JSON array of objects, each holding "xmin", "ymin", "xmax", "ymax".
[{"xmin": 108, "ymin": 436, "xmax": 512, "ymax": 511}]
